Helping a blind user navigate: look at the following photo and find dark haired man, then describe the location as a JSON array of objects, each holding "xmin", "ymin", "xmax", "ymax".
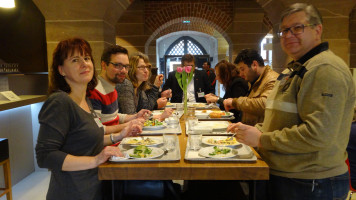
[
  {"xmin": 228, "ymin": 3, "xmax": 355, "ymax": 199},
  {"xmin": 163, "ymin": 54, "xmax": 213, "ymax": 103},
  {"xmin": 89, "ymin": 45, "xmax": 149, "ymax": 137},
  {"xmin": 224, "ymin": 48, "xmax": 279, "ymax": 125},
  {"xmin": 202, "ymin": 61, "xmax": 216, "ymax": 94}
]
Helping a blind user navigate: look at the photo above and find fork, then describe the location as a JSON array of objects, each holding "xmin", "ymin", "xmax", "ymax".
[{"xmin": 227, "ymin": 132, "xmax": 237, "ymax": 141}]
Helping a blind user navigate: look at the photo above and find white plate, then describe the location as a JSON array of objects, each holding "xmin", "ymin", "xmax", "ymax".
[
  {"xmin": 126, "ymin": 147, "xmax": 164, "ymax": 159},
  {"xmin": 165, "ymin": 102, "xmax": 175, "ymax": 107},
  {"xmin": 209, "ymin": 111, "xmax": 233, "ymax": 118},
  {"xmin": 198, "ymin": 121, "xmax": 229, "ymax": 131},
  {"xmin": 199, "ymin": 146, "xmax": 237, "ymax": 158},
  {"xmin": 195, "ymin": 110, "xmax": 212, "ymax": 119},
  {"xmin": 202, "ymin": 136, "xmax": 241, "ymax": 147},
  {"xmin": 121, "ymin": 137, "xmax": 163, "ymax": 146},
  {"xmin": 220, "ymin": 112, "xmax": 233, "ymax": 118},
  {"xmin": 152, "ymin": 110, "xmax": 164, "ymax": 114},
  {"xmin": 143, "ymin": 125, "xmax": 166, "ymax": 130}
]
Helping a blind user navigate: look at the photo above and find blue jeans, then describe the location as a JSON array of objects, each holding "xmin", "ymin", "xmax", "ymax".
[{"xmin": 267, "ymin": 172, "xmax": 350, "ymax": 200}]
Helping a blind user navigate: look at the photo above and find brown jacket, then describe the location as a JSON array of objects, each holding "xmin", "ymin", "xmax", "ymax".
[{"xmin": 232, "ymin": 66, "xmax": 279, "ymax": 125}]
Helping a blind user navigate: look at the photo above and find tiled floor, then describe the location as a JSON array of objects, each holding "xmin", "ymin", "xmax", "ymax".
[
  {"xmin": 0, "ymin": 171, "xmax": 50, "ymax": 200},
  {"xmin": 1, "ymin": 171, "xmax": 355, "ymax": 200}
]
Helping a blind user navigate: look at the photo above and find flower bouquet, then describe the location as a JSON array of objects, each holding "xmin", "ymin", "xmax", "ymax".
[{"xmin": 175, "ymin": 65, "xmax": 193, "ymax": 114}]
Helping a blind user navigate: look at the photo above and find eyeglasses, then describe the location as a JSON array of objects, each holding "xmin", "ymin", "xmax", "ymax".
[
  {"xmin": 137, "ymin": 65, "xmax": 151, "ymax": 71},
  {"xmin": 277, "ymin": 24, "xmax": 316, "ymax": 38},
  {"xmin": 109, "ymin": 62, "xmax": 130, "ymax": 70}
]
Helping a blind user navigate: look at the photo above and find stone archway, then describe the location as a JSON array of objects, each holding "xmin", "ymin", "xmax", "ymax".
[{"xmin": 144, "ymin": 17, "xmax": 233, "ymax": 62}]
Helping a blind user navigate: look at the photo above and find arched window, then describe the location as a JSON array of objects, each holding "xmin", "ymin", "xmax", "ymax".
[{"xmin": 166, "ymin": 36, "xmax": 207, "ymax": 55}]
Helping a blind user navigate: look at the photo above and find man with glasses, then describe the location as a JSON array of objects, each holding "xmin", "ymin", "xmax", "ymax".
[
  {"xmin": 163, "ymin": 54, "xmax": 213, "ymax": 103},
  {"xmin": 227, "ymin": 3, "xmax": 355, "ymax": 200},
  {"xmin": 89, "ymin": 45, "xmax": 150, "ymax": 137}
]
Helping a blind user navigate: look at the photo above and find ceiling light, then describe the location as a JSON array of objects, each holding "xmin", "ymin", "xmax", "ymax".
[{"xmin": 0, "ymin": 0, "xmax": 15, "ymax": 8}]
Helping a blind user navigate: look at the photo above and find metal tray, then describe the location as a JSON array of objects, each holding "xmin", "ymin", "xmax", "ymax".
[
  {"xmin": 198, "ymin": 116, "xmax": 235, "ymax": 121},
  {"xmin": 184, "ymin": 136, "xmax": 257, "ymax": 162},
  {"xmin": 110, "ymin": 136, "xmax": 181, "ymax": 162}
]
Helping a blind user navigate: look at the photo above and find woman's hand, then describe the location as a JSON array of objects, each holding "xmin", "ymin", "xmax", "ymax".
[
  {"xmin": 205, "ymin": 95, "xmax": 218, "ymax": 104},
  {"xmin": 161, "ymin": 89, "xmax": 172, "ymax": 98},
  {"xmin": 95, "ymin": 146, "xmax": 123, "ymax": 166},
  {"xmin": 136, "ymin": 109, "xmax": 151, "ymax": 119},
  {"xmin": 154, "ymin": 74, "xmax": 164, "ymax": 87},
  {"xmin": 159, "ymin": 108, "xmax": 173, "ymax": 120},
  {"xmin": 120, "ymin": 122, "xmax": 143, "ymax": 138},
  {"xmin": 157, "ymin": 97, "xmax": 167, "ymax": 109}
]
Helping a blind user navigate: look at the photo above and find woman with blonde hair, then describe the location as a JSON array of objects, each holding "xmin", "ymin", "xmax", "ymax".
[{"xmin": 128, "ymin": 53, "xmax": 172, "ymax": 119}]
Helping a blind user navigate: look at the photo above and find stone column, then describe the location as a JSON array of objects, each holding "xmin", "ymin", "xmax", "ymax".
[{"xmin": 33, "ymin": 0, "xmax": 131, "ymax": 70}]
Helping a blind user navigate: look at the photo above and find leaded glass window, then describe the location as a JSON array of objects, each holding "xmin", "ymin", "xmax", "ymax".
[
  {"xmin": 168, "ymin": 40, "xmax": 184, "ymax": 55},
  {"xmin": 166, "ymin": 36, "xmax": 207, "ymax": 55}
]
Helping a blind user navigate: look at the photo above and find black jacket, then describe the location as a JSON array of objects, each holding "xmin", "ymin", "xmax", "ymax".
[
  {"xmin": 217, "ymin": 77, "xmax": 248, "ymax": 122},
  {"xmin": 163, "ymin": 69, "xmax": 213, "ymax": 103}
]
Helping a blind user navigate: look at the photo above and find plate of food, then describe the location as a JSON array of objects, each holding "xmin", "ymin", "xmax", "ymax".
[
  {"xmin": 126, "ymin": 145, "xmax": 164, "ymax": 159},
  {"xmin": 165, "ymin": 102, "xmax": 174, "ymax": 107},
  {"xmin": 209, "ymin": 111, "xmax": 233, "ymax": 118},
  {"xmin": 202, "ymin": 136, "xmax": 241, "ymax": 147},
  {"xmin": 199, "ymin": 146, "xmax": 237, "ymax": 158},
  {"xmin": 195, "ymin": 110, "xmax": 212, "ymax": 119},
  {"xmin": 121, "ymin": 137, "xmax": 163, "ymax": 146},
  {"xmin": 143, "ymin": 119, "xmax": 166, "ymax": 130}
]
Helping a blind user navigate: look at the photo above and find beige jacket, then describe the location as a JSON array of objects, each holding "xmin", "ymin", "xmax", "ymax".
[
  {"xmin": 257, "ymin": 48, "xmax": 356, "ymax": 179},
  {"xmin": 232, "ymin": 66, "xmax": 279, "ymax": 125}
]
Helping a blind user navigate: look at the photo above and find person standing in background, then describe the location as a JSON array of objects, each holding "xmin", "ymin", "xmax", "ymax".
[
  {"xmin": 228, "ymin": 3, "xmax": 356, "ymax": 199},
  {"xmin": 202, "ymin": 61, "xmax": 216, "ymax": 94},
  {"xmin": 163, "ymin": 54, "xmax": 213, "ymax": 103}
]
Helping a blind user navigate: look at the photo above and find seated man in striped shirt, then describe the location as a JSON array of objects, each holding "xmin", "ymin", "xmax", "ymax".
[{"xmin": 89, "ymin": 45, "xmax": 149, "ymax": 135}]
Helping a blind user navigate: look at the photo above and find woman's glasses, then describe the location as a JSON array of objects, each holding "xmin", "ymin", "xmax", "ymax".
[{"xmin": 137, "ymin": 65, "xmax": 151, "ymax": 71}]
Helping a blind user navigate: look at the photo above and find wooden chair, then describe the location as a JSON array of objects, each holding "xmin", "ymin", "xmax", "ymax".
[{"xmin": 0, "ymin": 158, "xmax": 12, "ymax": 200}]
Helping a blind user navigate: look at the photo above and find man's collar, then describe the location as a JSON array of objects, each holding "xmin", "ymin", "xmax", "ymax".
[{"xmin": 296, "ymin": 42, "xmax": 329, "ymax": 65}]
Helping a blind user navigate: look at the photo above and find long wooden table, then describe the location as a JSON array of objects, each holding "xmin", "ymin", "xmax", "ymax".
[{"xmin": 98, "ymin": 116, "xmax": 269, "ymax": 199}]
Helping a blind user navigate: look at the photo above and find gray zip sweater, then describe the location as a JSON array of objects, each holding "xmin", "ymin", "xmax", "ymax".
[{"xmin": 257, "ymin": 42, "xmax": 356, "ymax": 179}]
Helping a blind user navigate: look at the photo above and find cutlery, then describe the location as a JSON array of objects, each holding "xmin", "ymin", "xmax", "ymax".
[{"xmin": 227, "ymin": 132, "xmax": 237, "ymax": 141}]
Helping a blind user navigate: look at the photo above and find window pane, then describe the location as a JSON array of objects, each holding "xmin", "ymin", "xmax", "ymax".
[
  {"xmin": 187, "ymin": 40, "xmax": 203, "ymax": 55},
  {"xmin": 168, "ymin": 40, "xmax": 184, "ymax": 55}
]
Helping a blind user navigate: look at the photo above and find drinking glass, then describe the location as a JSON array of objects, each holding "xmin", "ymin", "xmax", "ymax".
[
  {"xmin": 167, "ymin": 115, "xmax": 179, "ymax": 129},
  {"xmin": 187, "ymin": 117, "xmax": 199, "ymax": 132},
  {"xmin": 163, "ymin": 133, "xmax": 176, "ymax": 152},
  {"xmin": 187, "ymin": 106, "xmax": 196, "ymax": 118},
  {"xmin": 176, "ymin": 103, "xmax": 184, "ymax": 114},
  {"xmin": 189, "ymin": 133, "xmax": 202, "ymax": 151}
]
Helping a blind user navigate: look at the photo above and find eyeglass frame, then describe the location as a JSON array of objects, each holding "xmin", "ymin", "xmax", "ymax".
[
  {"xmin": 108, "ymin": 62, "xmax": 130, "ymax": 70},
  {"xmin": 137, "ymin": 65, "xmax": 152, "ymax": 71},
  {"xmin": 277, "ymin": 24, "xmax": 316, "ymax": 38}
]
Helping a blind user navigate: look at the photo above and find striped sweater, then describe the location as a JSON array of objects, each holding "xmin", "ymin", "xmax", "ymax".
[{"xmin": 89, "ymin": 76, "xmax": 126, "ymax": 126}]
